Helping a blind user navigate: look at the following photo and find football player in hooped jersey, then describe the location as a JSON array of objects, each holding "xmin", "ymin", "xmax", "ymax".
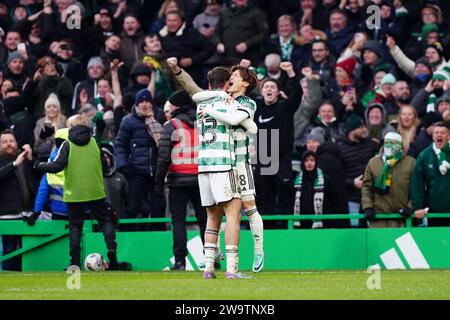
[
  {"xmin": 196, "ymin": 66, "xmax": 258, "ymax": 279},
  {"xmin": 194, "ymin": 65, "xmax": 265, "ymax": 275}
]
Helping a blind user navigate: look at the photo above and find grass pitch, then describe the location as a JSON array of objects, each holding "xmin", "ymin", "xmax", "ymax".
[{"xmin": 1, "ymin": 270, "xmax": 450, "ymax": 300}]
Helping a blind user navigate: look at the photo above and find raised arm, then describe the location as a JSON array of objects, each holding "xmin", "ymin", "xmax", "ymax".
[{"xmin": 167, "ymin": 57, "xmax": 203, "ymax": 96}]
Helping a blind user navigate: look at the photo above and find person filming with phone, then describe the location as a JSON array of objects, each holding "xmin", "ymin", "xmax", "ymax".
[{"xmin": 0, "ymin": 129, "xmax": 37, "ymax": 271}]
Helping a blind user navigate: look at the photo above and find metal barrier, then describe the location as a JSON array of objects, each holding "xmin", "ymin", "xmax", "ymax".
[{"xmin": 1, "ymin": 213, "xmax": 450, "ymax": 266}]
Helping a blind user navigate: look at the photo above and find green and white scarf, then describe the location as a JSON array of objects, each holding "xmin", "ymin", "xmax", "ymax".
[
  {"xmin": 294, "ymin": 168, "xmax": 325, "ymax": 228},
  {"xmin": 374, "ymin": 141, "xmax": 403, "ymax": 194},
  {"xmin": 279, "ymin": 34, "xmax": 295, "ymax": 61},
  {"xmin": 433, "ymin": 142, "xmax": 450, "ymax": 175}
]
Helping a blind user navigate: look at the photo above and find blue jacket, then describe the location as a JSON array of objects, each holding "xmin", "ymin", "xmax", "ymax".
[
  {"xmin": 114, "ymin": 106, "xmax": 158, "ymax": 175},
  {"xmin": 33, "ymin": 148, "xmax": 68, "ymax": 216}
]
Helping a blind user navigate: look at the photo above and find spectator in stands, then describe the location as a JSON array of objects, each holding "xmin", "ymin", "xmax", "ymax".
[
  {"xmin": 358, "ymin": 40, "xmax": 394, "ymax": 94},
  {"xmin": 325, "ymin": 9, "xmax": 355, "ymax": 58},
  {"xmin": 29, "ymin": 128, "xmax": 69, "ymax": 224},
  {"xmin": 141, "ymin": 33, "xmax": 179, "ymax": 105},
  {"xmin": 23, "ymin": 56, "xmax": 73, "ymax": 119},
  {"xmin": 100, "ymin": 35, "xmax": 128, "ymax": 87},
  {"xmin": 155, "ymin": 90, "xmax": 207, "ymax": 270},
  {"xmin": 371, "ymin": 73, "xmax": 399, "ymax": 121},
  {"xmin": 266, "ymin": 15, "xmax": 300, "ymax": 63},
  {"xmin": 1, "ymin": 30, "xmax": 23, "ymax": 65},
  {"xmin": 411, "ymin": 65, "xmax": 449, "ymax": 117},
  {"xmin": 0, "ymin": 129, "xmax": 36, "ymax": 271},
  {"xmin": 49, "ymin": 39, "xmax": 85, "ymax": 87},
  {"xmin": 340, "ymin": 32, "xmax": 368, "ymax": 61},
  {"xmin": 293, "ymin": 0, "xmax": 326, "ymax": 31},
  {"xmin": 293, "ymin": 67, "xmax": 322, "ymax": 153},
  {"xmin": 291, "ymin": 23, "xmax": 327, "ymax": 68},
  {"xmin": 302, "ymin": 102, "xmax": 345, "ymax": 147},
  {"xmin": 3, "ymin": 51, "xmax": 28, "ymax": 89},
  {"xmin": 253, "ymin": 62, "xmax": 302, "ymax": 228},
  {"xmin": 387, "ymin": 105, "xmax": 419, "ymax": 154},
  {"xmin": 337, "ymin": 113, "xmax": 379, "ymax": 227},
  {"xmin": 258, "ymin": 53, "xmax": 293, "ymax": 96},
  {"xmin": 307, "ymin": 40, "xmax": 336, "ymax": 96},
  {"xmin": 34, "ymin": 115, "xmax": 120, "ymax": 270},
  {"xmin": 33, "ymin": 93, "xmax": 67, "ymax": 162},
  {"xmin": 411, "ymin": 122, "xmax": 450, "ymax": 227},
  {"xmin": 160, "ymin": 10, "xmax": 214, "ymax": 85},
  {"xmin": 93, "ymin": 6, "xmax": 120, "ymax": 44},
  {"xmin": 362, "ymin": 132, "xmax": 416, "ymax": 228},
  {"xmin": 405, "ymin": 4, "xmax": 444, "ymax": 61},
  {"xmin": 305, "ymin": 127, "xmax": 349, "ymax": 228},
  {"xmin": 365, "ymin": 101, "xmax": 390, "ymax": 143},
  {"xmin": 41, "ymin": 1, "xmax": 99, "ymax": 66},
  {"xmin": 72, "ymin": 56, "xmax": 106, "ymax": 114},
  {"xmin": 212, "ymin": 0, "xmax": 269, "ymax": 66},
  {"xmin": 293, "ymin": 151, "xmax": 326, "ymax": 229},
  {"xmin": 119, "ymin": 13, "xmax": 145, "ymax": 71},
  {"xmin": 2, "ymin": 87, "xmax": 34, "ymax": 146},
  {"xmin": 408, "ymin": 112, "xmax": 443, "ymax": 159},
  {"xmin": 150, "ymin": 0, "xmax": 179, "ymax": 35},
  {"xmin": 101, "ymin": 142, "xmax": 128, "ymax": 219},
  {"xmin": 115, "ymin": 89, "xmax": 165, "ymax": 230}
]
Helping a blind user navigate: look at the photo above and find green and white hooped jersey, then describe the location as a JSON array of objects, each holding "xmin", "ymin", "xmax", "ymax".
[
  {"xmin": 233, "ymin": 95, "xmax": 257, "ymax": 165},
  {"xmin": 196, "ymin": 96, "xmax": 235, "ymax": 173}
]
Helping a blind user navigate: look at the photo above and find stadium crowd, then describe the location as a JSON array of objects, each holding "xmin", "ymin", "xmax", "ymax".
[{"xmin": 2, "ymin": 0, "xmax": 450, "ymax": 271}]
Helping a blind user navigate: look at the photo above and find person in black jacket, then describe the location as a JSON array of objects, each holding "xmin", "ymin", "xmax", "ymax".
[
  {"xmin": 305, "ymin": 127, "xmax": 349, "ymax": 228},
  {"xmin": 160, "ymin": 10, "xmax": 214, "ymax": 85},
  {"xmin": 337, "ymin": 113, "xmax": 380, "ymax": 227},
  {"xmin": 0, "ymin": 129, "xmax": 36, "ymax": 271},
  {"xmin": 253, "ymin": 62, "xmax": 302, "ymax": 229},
  {"xmin": 408, "ymin": 112, "xmax": 442, "ymax": 158},
  {"xmin": 154, "ymin": 90, "xmax": 207, "ymax": 270},
  {"xmin": 114, "ymin": 89, "xmax": 165, "ymax": 230}
]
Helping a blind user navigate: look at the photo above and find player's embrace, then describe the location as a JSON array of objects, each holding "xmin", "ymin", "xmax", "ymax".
[{"xmin": 195, "ymin": 65, "xmax": 266, "ymax": 276}]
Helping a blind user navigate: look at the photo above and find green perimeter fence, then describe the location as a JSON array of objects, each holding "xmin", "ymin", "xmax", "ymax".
[{"xmin": 1, "ymin": 214, "xmax": 450, "ymax": 271}]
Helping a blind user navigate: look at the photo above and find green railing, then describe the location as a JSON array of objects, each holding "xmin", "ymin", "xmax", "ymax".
[{"xmin": 1, "ymin": 213, "xmax": 450, "ymax": 265}]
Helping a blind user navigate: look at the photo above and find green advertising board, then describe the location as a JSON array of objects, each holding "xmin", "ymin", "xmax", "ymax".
[{"xmin": 15, "ymin": 228, "xmax": 450, "ymax": 271}]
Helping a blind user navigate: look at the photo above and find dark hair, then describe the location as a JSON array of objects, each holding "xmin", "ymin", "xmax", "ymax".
[
  {"xmin": 329, "ymin": 8, "xmax": 347, "ymax": 19},
  {"xmin": 434, "ymin": 121, "xmax": 450, "ymax": 131},
  {"xmin": 311, "ymin": 39, "xmax": 330, "ymax": 51},
  {"xmin": 207, "ymin": 66, "xmax": 231, "ymax": 89},
  {"xmin": 0, "ymin": 129, "xmax": 17, "ymax": 140},
  {"xmin": 260, "ymin": 77, "xmax": 280, "ymax": 91},
  {"xmin": 230, "ymin": 65, "xmax": 258, "ymax": 94}
]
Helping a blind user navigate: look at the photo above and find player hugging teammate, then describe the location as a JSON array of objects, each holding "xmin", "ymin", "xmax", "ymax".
[{"xmin": 194, "ymin": 65, "xmax": 264, "ymax": 279}]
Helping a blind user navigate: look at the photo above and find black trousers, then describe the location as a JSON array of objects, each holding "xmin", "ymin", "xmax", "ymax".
[
  {"xmin": 169, "ymin": 186, "xmax": 207, "ymax": 264},
  {"xmin": 123, "ymin": 173, "xmax": 165, "ymax": 231},
  {"xmin": 67, "ymin": 198, "xmax": 117, "ymax": 266},
  {"xmin": 2, "ymin": 234, "xmax": 22, "ymax": 271},
  {"xmin": 254, "ymin": 162, "xmax": 295, "ymax": 229}
]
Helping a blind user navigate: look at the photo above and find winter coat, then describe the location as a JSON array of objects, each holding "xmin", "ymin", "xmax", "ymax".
[
  {"xmin": 212, "ymin": 4, "xmax": 269, "ymax": 65},
  {"xmin": 294, "ymin": 78, "xmax": 322, "ymax": 151},
  {"xmin": 362, "ymin": 155, "xmax": 416, "ymax": 213},
  {"xmin": 114, "ymin": 106, "xmax": 158, "ymax": 176},
  {"xmin": 155, "ymin": 107, "xmax": 199, "ymax": 188},
  {"xmin": 23, "ymin": 76, "xmax": 73, "ymax": 119},
  {"xmin": 407, "ymin": 128, "xmax": 433, "ymax": 159},
  {"xmin": 119, "ymin": 29, "xmax": 145, "ymax": 71},
  {"xmin": 0, "ymin": 153, "xmax": 37, "ymax": 216},
  {"xmin": 411, "ymin": 144, "xmax": 450, "ymax": 213},
  {"xmin": 337, "ymin": 136, "xmax": 380, "ymax": 202},
  {"xmin": 316, "ymin": 142, "xmax": 349, "ymax": 227},
  {"xmin": 160, "ymin": 23, "xmax": 214, "ymax": 84},
  {"xmin": 325, "ymin": 25, "xmax": 356, "ymax": 58}
]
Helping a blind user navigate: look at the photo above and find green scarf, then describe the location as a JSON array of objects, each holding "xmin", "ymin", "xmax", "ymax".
[
  {"xmin": 279, "ymin": 34, "xmax": 295, "ymax": 61},
  {"xmin": 374, "ymin": 141, "xmax": 403, "ymax": 194},
  {"xmin": 294, "ymin": 168, "xmax": 325, "ymax": 228}
]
